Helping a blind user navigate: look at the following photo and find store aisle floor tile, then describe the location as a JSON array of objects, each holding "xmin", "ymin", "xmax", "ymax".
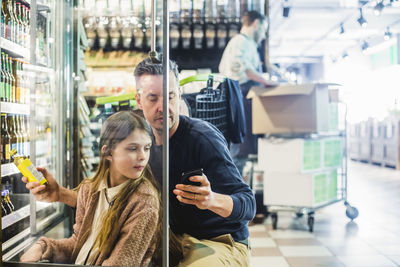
[
  {"xmin": 285, "ymin": 256, "xmax": 345, "ymax": 267},
  {"xmin": 268, "ymin": 229, "xmax": 314, "ymax": 239},
  {"xmin": 248, "ymin": 161, "xmax": 400, "ymax": 266},
  {"xmin": 250, "ymin": 256, "xmax": 290, "ymax": 267},
  {"xmin": 279, "ymin": 246, "xmax": 333, "ymax": 257},
  {"xmin": 251, "ymin": 247, "xmax": 282, "ymax": 256},
  {"xmin": 250, "ymin": 237, "xmax": 277, "ymax": 248},
  {"xmin": 337, "ymin": 255, "xmax": 398, "ymax": 267}
]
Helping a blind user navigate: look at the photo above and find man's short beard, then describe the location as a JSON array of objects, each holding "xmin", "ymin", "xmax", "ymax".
[{"xmin": 153, "ymin": 119, "xmax": 176, "ymax": 135}]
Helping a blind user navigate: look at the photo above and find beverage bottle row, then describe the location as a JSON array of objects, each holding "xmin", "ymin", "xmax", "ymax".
[
  {"xmin": 1, "ymin": 0, "xmax": 31, "ymax": 48},
  {"xmin": 1, "ymin": 51, "xmax": 30, "ymax": 104},
  {"xmin": 1, "ymin": 114, "xmax": 30, "ymax": 164},
  {"xmin": 84, "ymin": 0, "xmax": 265, "ymax": 52}
]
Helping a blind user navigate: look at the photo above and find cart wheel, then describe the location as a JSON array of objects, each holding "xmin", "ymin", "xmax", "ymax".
[
  {"xmin": 345, "ymin": 204, "xmax": 359, "ymax": 220},
  {"xmin": 271, "ymin": 213, "xmax": 278, "ymax": 230},
  {"xmin": 307, "ymin": 215, "xmax": 314, "ymax": 232}
]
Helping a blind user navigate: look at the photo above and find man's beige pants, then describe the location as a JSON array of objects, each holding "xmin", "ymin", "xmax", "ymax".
[{"xmin": 169, "ymin": 230, "xmax": 250, "ymax": 267}]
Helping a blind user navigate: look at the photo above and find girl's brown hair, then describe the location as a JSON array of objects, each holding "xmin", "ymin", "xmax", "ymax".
[{"xmin": 82, "ymin": 111, "xmax": 161, "ymax": 262}]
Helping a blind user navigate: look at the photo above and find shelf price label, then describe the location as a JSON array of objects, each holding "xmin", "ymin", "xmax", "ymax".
[{"xmin": 1, "ymin": 163, "xmax": 20, "ymax": 177}]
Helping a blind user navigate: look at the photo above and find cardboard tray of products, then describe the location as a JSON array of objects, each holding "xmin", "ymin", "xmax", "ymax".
[{"xmin": 247, "ymin": 83, "xmax": 340, "ymax": 134}]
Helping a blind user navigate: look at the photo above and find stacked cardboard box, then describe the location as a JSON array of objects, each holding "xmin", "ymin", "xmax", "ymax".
[{"xmin": 258, "ymin": 137, "xmax": 342, "ymax": 207}]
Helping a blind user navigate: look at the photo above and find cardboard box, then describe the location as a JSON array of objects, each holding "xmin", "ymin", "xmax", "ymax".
[
  {"xmin": 263, "ymin": 169, "xmax": 338, "ymax": 207},
  {"xmin": 247, "ymin": 83, "xmax": 340, "ymax": 134},
  {"xmin": 258, "ymin": 137, "xmax": 343, "ymax": 173}
]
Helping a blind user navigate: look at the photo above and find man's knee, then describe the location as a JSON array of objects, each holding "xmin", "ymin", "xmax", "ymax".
[{"xmin": 177, "ymin": 235, "xmax": 249, "ymax": 267}]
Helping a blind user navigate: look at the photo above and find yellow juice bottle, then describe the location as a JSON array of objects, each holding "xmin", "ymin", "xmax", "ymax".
[{"xmin": 9, "ymin": 148, "xmax": 48, "ymax": 185}]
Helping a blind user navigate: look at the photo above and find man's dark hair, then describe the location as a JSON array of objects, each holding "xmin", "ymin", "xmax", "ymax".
[
  {"xmin": 241, "ymin": 11, "xmax": 266, "ymax": 26},
  {"xmin": 134, "ymin": 57, "xmax": 179, "ymax": 81}
]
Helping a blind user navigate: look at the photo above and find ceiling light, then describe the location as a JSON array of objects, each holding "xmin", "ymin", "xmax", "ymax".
[
  {"xmin": 361, "ymin": 41, "xmax": 370, "ymax": 52},
  {"xmin": 357, "ymin": 9, "xmax": 367, "ymax": 28},
  {"xmin": 373, "ymin": 1, "xmax": 384, "ymax": 16},
  {"xmin": 384, "ymin": 27, "xmax": 392, "ymax": 40},
  {"xmin": 339, "ymin": 23, "xmax": 345, "ymax": 34}
]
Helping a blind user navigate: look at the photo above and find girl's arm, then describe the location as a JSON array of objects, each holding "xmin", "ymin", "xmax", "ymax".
[
  {"xmin": 102, "ymin": 193, "xmax": 159, "ymax": 267},
  {"xmin": 35, "ymin": 183, "xmax": 89, "ymax": 263}
]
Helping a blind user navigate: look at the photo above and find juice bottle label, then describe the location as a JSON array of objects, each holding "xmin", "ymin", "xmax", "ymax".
[
  {"xmin": 17, "ymin": 158, "xmax": 47, "ymax": 185},
  {"xmin": 5, "ymin": 144, "xmax": 10, "ymax": 160}
]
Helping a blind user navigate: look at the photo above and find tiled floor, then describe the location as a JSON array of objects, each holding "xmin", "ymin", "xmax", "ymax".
[{"xmin": 249, "ymin": 161, "xmax": 400, "ymax": 267}]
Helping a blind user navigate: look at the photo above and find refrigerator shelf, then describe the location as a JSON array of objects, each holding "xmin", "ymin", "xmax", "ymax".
[
  {"xmin": 0, "ymin": 102, "xmax": 30, "ymax": 115},
  {"xmin": 0, "ymin": 38, "xmax": 30, "ymax": 61},
  {"xmin": 1, "ymin": 164, "xmax": 19, "ymax": 178},
  {"xmin": 2, "ymin": 202, "xmax": 52, "ymax": 230}
]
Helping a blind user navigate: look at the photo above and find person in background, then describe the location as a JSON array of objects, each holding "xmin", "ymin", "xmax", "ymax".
[
  {"xmin": 21, "ymin": 111, "xmax": 161, "ymax": 266},
  {"xmin": 219, "ymin": 10, "xmax": 278, "ymax": 175},
  {"xmin": 23, "ymin": 58, "xmax": 256, "ymax": 266}
]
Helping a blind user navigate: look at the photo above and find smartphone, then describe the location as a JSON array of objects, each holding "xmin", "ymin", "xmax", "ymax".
[{"xmin": 181, "ymin": 168, "xmax": 203, "ymax": 186}]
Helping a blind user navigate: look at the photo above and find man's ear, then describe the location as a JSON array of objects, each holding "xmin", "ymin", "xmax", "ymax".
[
  {"xmin": 101, "ymin": 145, "xmax": 112, "ymax": 161},
  {"xmin": 135, "ymin": 93, "xmax": 143, "ymax": 110},
  {"xmin": 251, "ymin": 18, "xmax": 260, "ymax": 28}
]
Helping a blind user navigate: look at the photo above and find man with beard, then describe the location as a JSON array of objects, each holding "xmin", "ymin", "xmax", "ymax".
[
  {"xmin": 219, "ymin": 11, "xmax": 277, "ymax": 175},
  {"xmin": 134, "ymin": 58, "xmax": 255, "ymax": 266}
]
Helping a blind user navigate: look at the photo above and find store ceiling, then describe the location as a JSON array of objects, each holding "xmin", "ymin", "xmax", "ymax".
[{"xmin": 268, "ymin": 0, "xmax": 400, "ymax": 64}]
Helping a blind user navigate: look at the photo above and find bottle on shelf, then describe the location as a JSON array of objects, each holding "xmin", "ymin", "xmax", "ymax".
[
  {"xmin": 1, "ymin": 54, "xmax": 8, "ymax": 102},
  {"xmin": 8, "ymin": 0, "xmax": 17, "ymax": 43},
  {"xmin": 20, "ymin": 60, "xmax": 29, "ymax": 104},
  {"xmin": 2, "ymin": 194, "xmax": 9, "ymax": 216},
  {"xmin": 8, "ymin": 115, "xmax": 18, "ymax": 156},
  {"xmin": 253, "ymin": 0, "xmax": 265, "ymax": 15},
  {"xmin": 7, "ymin": 54, "xmax": 16, "ymax": 103},
  {"xmin": 16, "ymin": 2, "xmax": 25, "ymax": 46},
  {"xmin": 11, "ymin": 58, "xmax": 20, "ymax": 103},
  {"xmin": 5, "ymin": 190, "xmax": 15, "ymax": 212},
  {"xmin": 192, "ymin": 0, "xmax": 205, "ymax": 50},
  {"xmin": 2, "ymin": 52, "xmax": 11, "ymax": 102},
  {"xmin": 240, "ymin": 0, "xmax": 251, "ymax": 17},
  {"xmin": 23, "ymin": 5, "xmax": 31, "ymax": 49},
  {"xmin": 36, "ymin": 13, "xmax": 47, "ymax": 65},
  {"xmin": 1, "ymin": 190, "xmax": 12, "ymax": 216},
  {"xmin": 12, "ymin": 0, "xmax": 21, "ymax": 45},
  {"xmin": 1, "ymin": 0, "xmax": 9, "ymax": 39},
  {"xmin": 13, "ymin": 115, "xmax": 23, "ymax": 155},
  {"xmin": 204, "ymin": 0, "xmax": 217, "ymax": 50},
  {"xmin": 46, "ymin": 121, "xmax": 52, "ymax": 156},
  {"xmin": 15, "ymin": 115, "xmax": 24, "ymax": 155},
  {"xmin": 1, "ymin": 113, "xmax": 12, "ymax": 164},
  {"xmin": 9, "ymin": 149, "xmax": 48, "ymax": 185},
  {"xmin": 22, "ymin": 115, "xmax": 30, "ymax": 156},
  {"xmin": 97, "ymin": 103, "xmax": 113, "ymax": 125},
  {"xmin": 13, "ymin": 59, "xmax": 21, "ymax": 103}
]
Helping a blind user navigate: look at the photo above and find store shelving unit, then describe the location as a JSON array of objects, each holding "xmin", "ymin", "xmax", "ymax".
[
  {"xmin": 0, "ymin": 37, "xmax": 30, "ymax": 60},
  {"xmin": 1, "ymin": 0, "xmax": 75, "ymax": 262},
  {"xmin": 0, "ymin": 102, "xmax": 30, "ymax": 115},
  {"xmin": 72, "ymin": 6, "xmax": 97, "ymax": 184}
]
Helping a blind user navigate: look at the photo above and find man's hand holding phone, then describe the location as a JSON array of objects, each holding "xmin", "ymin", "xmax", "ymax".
[{"xmin": 173, "ymin": 168, "xmax": 215, "ymax": 210}]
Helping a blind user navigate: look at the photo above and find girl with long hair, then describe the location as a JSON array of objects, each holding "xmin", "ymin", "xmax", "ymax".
[{"xmin": 20, "ymin": 111, "xmax": 161, "ymax": 266}]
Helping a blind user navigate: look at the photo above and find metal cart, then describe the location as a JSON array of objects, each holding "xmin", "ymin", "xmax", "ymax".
[{"xmin": 263, "ymin": 103, "xmax": 358, "ymax": 232}]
